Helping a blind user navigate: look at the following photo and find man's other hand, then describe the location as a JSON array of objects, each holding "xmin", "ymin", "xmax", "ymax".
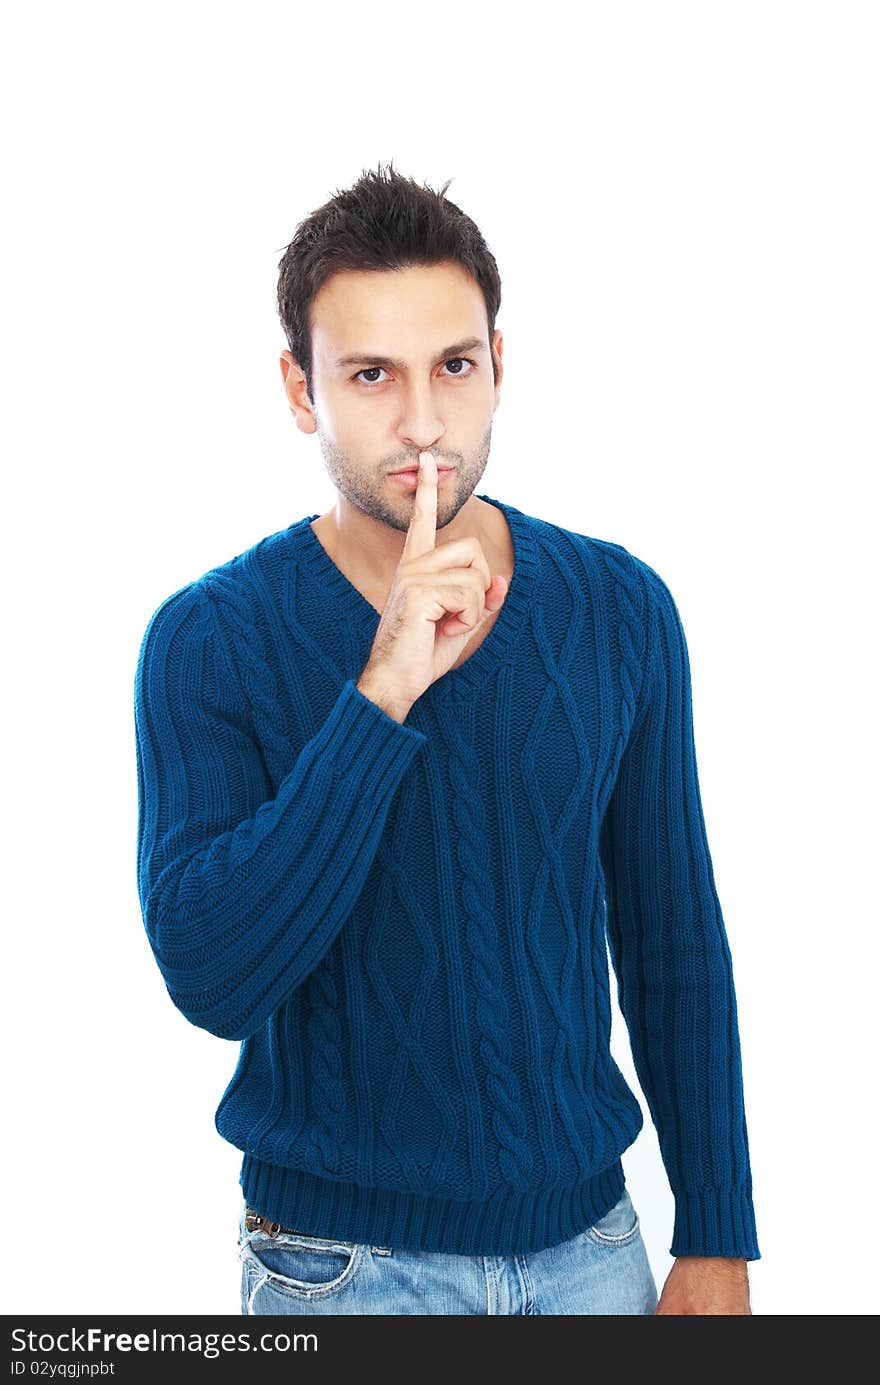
[{"xmin": 654, "ymin": 1255, "xmax": 752, "ymax": 1315}]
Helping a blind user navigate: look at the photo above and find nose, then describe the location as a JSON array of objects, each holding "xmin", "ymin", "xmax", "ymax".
[{"xmin": 396, "ymin": 380, "xmax": 444, "ymax": 454}]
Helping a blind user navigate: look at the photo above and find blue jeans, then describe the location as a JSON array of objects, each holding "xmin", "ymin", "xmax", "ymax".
[{"xmin": 237, "ymin": 1186, "xmax": 658, "ymax": 1315}]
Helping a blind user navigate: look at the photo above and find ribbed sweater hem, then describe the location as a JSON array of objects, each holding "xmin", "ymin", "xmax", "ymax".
[{"xmin": 239, "ymin": 1152, "xmax": 626, "ymax": 1256}]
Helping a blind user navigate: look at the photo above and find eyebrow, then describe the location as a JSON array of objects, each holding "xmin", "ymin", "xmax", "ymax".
[{"xmin": 334, "ymin": 336, "xmax": 488, "ymax": 371}]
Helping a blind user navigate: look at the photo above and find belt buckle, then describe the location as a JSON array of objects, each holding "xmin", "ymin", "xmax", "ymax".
[{"xmin": 245, "ymin": 1209, "xmax": 281, "ymax": 1238}]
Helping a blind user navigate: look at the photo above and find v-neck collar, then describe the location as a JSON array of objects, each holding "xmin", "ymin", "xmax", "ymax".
[{"xmin": 293, "ymin": 494, "xmax": 540, "ymax": 699}]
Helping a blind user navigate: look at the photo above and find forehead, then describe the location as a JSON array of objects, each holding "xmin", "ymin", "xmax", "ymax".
[{"xmin": 310, "ymin": 261, "xmax": 487, "ymax": 360}]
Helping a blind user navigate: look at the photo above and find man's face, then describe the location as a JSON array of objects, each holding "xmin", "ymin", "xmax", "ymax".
[{"xmin": 282, "ymin": 260, "xmax": 503, "ymax": 532}]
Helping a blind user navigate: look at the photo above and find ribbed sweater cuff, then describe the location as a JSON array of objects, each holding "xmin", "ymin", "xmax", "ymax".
[
  {"xmin": 325, "ymin": 678, "xmax": 428, "ymax": 770},
  {"xmin": 670, "ymin": 1186, "xmax": 761, "ymax": 1260}
]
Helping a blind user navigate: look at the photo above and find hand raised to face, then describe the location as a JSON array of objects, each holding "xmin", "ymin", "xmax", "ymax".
[{"xmin": 354, "ymin": 451, "xmax": 509, "ymax": 722}]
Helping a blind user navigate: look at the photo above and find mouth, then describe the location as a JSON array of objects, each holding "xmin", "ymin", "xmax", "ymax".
[
  {"xmin": 388, "ymin": 464, "xmax": 455, "ymax": 475},
  {"xmin": 388, "ymin": 465, "xmax": 455, "ymax": 489}
]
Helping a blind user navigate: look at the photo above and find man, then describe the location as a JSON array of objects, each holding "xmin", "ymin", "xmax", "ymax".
[{"xmin": 134, "ymin": 163, "xmax": 759, "ymax": 1316}]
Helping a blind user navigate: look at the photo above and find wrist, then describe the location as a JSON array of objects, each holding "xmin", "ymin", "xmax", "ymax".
[
  {"xmin": 674, "ymin": 1255, "xmax": 749, "ymax": 1274},
  {"xmin": 356, "ymin": 672, "xmax": 413, "ymax": 724}
]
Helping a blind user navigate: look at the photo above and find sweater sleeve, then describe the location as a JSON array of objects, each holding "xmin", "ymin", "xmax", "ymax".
[
  {"xmin": 599, "ymin": 560, "xmax": 760, "ymax": 1260},
  {"xmin": 134, "ymin": 578, "xmax": 427, "ymax": 1043}
]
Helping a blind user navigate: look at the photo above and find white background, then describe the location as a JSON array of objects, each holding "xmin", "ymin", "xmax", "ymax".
[{"xmin": 3, "ymin": 1, "xmax": 877, "ymax": 1316}]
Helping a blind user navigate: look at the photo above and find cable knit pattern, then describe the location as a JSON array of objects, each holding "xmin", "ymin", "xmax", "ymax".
[
  {"xmin": 604, "ymin": 543, "xmax": 649, "ymax": 770},
  {"xmin": 300, "ymin": 956, "xmax": 345, "ymax": 1175},
  {"xmin": 203, "ymin": 567, "xmax": 293, "ymax": 776},
  {"xmin": 134, "ymin": 494, "xmax": 760, "ymax": 1258},
  {"xmin": 442, "ymin": 698, "xmax": 534, "ymax": 1191}
]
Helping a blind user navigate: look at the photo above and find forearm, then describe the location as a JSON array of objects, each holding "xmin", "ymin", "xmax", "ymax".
[{"xmin": 140, "ymin": 679, "xmax": 425, "ymax": 1040}]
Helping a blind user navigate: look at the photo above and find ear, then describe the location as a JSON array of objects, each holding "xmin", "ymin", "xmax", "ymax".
[
  {"xmin": 491, "ymin": 329, "xmax": 504, "ymax": 404},
  {"xmin": 280, "ymin": 351, "xmax": 317, "ymax": 435}
]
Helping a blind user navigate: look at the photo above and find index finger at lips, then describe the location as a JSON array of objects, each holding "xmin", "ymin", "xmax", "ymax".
[{"xmin": 401, "ymin": 451, "xmax": 438, "ymax": 560}]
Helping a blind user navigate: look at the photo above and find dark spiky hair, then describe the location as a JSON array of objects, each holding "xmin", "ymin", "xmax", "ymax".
[{"xmin": 276, "ymin": 160, "xmax": 502, "ymax": 403}]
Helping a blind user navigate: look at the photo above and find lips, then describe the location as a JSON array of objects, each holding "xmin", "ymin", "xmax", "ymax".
[
  {"xmin": 388, "ymin": 466, "xmax": 454, "ymax": 489},
  {"xmin": 389, "ymin": 465, "xmax": 454, "ymax": 475}
]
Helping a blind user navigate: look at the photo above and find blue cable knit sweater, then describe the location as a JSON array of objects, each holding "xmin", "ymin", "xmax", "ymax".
[{"xmin": 134, "ymin": 494, "xmax": 760, "ymax": 1260}]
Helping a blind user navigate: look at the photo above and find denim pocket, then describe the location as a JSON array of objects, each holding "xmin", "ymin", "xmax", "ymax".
[
  {"xmin": 585, "ymin": 1188, "xmax": 641, "ymax": 1246},
  {"xmin": 238, "ymin": 1210, "xmax": 362, "ymax": 1300}
]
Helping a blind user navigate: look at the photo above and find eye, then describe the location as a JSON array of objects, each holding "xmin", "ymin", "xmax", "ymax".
[
  {"xmin": 352, "ymin": 357, "xmax": 478, "ymax": 386},
  {"xmin": 353, "ymin": 366, "xmax": 390, "ymax": 385},
  {"xmin": 440, "ymin": 356, "xmax": 477, "ymax": 378}
]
